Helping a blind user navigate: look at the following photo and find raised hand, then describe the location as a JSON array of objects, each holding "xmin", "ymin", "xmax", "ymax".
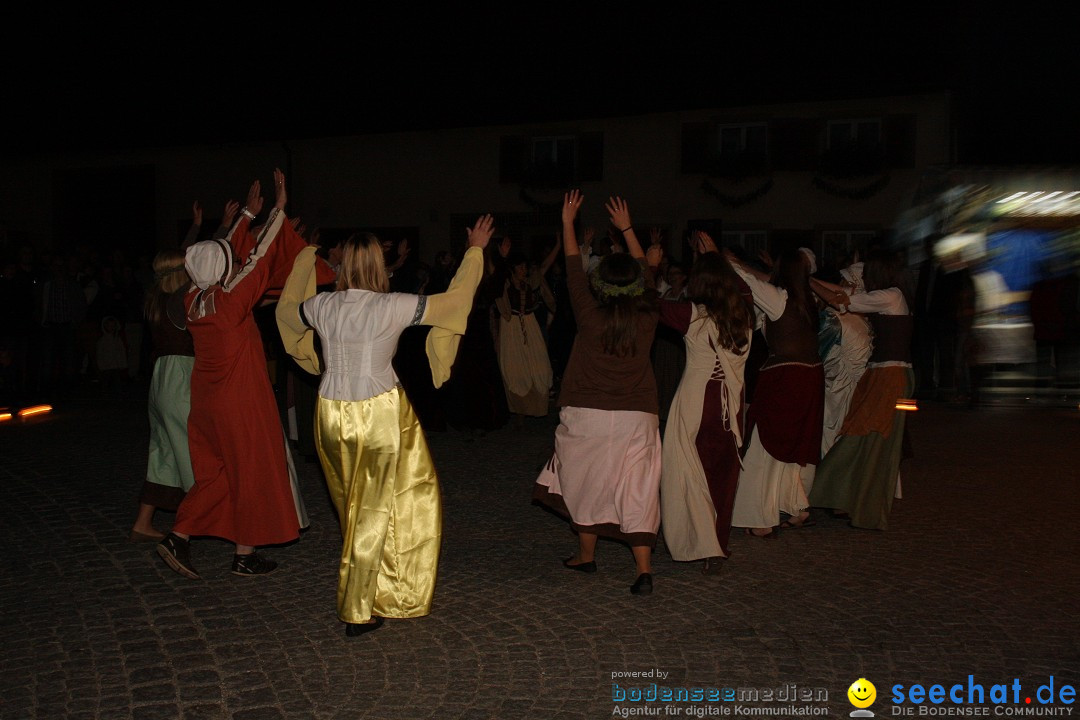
[
  {"xmin": 192, "ymin": 201, "xmax": 203, "ymax": 226},
  {"xmin": 244, "ymin": 180, "xmax": 264, "ymax": 217},
  {"xmin": 757, "ymin": 248, "xmax": 774, "ymax": 269},
  {"xmin": 273, "ymin": 168, "xmax": 286, "ymax": 211},
  {"xmin": 562, "ymin": 189, "xmax": 583, "ymax": 224},
  {"xmin": 397, "ymin": 238, "xmax": 410, "ymax": 258},
  {"xmin": 694, "ymin": 230, "xmax": 719, "ymax": 256},
  {"xmin": 467, "ymin": 214, "xmax": 496, "ymax": 249},
  {"xmin": 221, "ymin": 200, "xmax": 240, "ymax": 229},
  {"xmin": 609, "ymin": 228, "xmax": 625, "ymax": 254},
  {"xmin": 498, "ymin": 236, "xmax": 511, "ymax": 258},
  {"xmin": 646, "ymin": 243, "xmax": 664, "ymax": 268},
  {"xmin": 604, "ymin": 196, "xmax": 632, "ymax": 232},
  {"xmin": 328, "ymin": 241, "xmax": 343, "ymax": 267},
  {"xmin": 649, "ymin": 226, "xmax": 663, "ymax": 247}
]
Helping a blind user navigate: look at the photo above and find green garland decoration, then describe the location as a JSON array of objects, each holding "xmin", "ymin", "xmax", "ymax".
[
  {"xmin": 700, "ymin": 177, "xmax": 774, "ymax": 207},
  {"xmin": 812, "ymin": 173, "xmax": 891, "ymax": 200},
  {"xmin": 590, "ymin": 272, "xmax": 645, "ymax": 299}
]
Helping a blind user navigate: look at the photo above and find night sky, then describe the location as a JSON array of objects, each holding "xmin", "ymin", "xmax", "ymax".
[{"xmin": 3, "ymin": 7, "xmax": 1077, "ymax": 164}]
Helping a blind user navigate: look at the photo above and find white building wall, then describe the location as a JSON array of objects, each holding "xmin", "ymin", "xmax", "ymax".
[{"xmin": 0, "ymin": 92, "xmax": 951, "ymax": 263}]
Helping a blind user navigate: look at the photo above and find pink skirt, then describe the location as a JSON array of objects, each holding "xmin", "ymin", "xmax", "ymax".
[{"xmin": 533, "ymin": 406, "xmax": 661, "ymax": 546}]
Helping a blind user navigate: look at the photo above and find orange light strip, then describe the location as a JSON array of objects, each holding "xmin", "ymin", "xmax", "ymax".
[
  {"xmin": 0, "ymin": 412, "xmax": 12, "ymax": 422},
  {"xmin": 895, "ymin": 399, "xmax": 918, "ymax": 412},
  {"xmin": 17, "ymin": 404, "xmax": 53, "ymax": 418}
]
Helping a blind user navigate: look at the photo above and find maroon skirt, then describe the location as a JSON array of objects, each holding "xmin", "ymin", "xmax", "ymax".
[{"xmin": 746, "ymin": 362, "xmax": 824, "ymax": 466}]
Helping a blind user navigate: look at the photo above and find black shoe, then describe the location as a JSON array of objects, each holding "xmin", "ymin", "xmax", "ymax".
[
  {"xmin": 345, "ymin": 616, "xmax": 385, "ymax": 637},
  {"xmin": 231, "ymin": 552, "xmax": 277, "ymax": 576},
  {"xmin": 701, "ymin": 557, "xmax": 725, "ymax": 575},
  {"xmin": 630, "ymin": 573, "xmax": 653, "ymax": 595},
  {"xmin": 156, "ymin": 533, "xmax": 200, "ymax": 580},
  {"xmin": 563, "ymin": 556, "xmax": 597, "ymax": 573}
]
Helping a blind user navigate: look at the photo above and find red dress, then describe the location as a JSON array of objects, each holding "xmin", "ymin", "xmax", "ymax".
[{"xmin": 174, "ymin": 212, "xmax": 326, "ymax": 546}]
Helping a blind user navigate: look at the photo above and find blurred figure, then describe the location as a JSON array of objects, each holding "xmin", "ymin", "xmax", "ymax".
[
  {"xmin": 1030, "ymin": 256, "xmax": 1080, "ymax": 388},
  {"xmin": 809, "ymin": 249, "xmax": 915, "ymax": 530},
  {"xmin": 496, "ymin": 247, "xmax": 553, "ymax": 418}
]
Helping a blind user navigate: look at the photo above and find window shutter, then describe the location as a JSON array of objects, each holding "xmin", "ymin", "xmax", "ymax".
[
  {"xmin": 680, "ymin": 122, "xmax": 712, "ymax": 173},
  {"xmin": 884, "ymin": 114, "xmax": 917, "ymax": 168},
  {"xmin": 770, "ymin": 119, "xmax": 821, "ymax": 171},
  {"xmin": 499, "ymin": 135, "xmax": 527, "ymax": 183},
  {"xmin": 577, "ymin": 132, "xmax": 604, "ymax": 181}
]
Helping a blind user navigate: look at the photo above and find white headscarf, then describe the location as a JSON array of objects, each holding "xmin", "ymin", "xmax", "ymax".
[
  {"xmin": 184, "ymin": 239, "xmax": 233, "ymax": 291},
  {"xmin": 798, "ymin": 247, "xmax": 817, "ymax": 275},
  {"xmin": 840, "ymin": 261, "xmax": 865, "ymax": 294}
]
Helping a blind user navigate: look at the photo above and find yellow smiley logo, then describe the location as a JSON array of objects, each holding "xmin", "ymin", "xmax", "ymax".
[{"xmin": 848, "ymin": 678, "xmax": 877, "ymax": 708}]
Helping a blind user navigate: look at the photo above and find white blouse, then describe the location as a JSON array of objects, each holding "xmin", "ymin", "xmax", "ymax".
[
  {"xmin": 846, "ymin": 287, "xmax": 909, "ymax": 316},
  {"xmin": 732, "ymin": 266, "xmax": 788, "ymax": 327},
  {"xmin": 302, "ymin": 290, "xmax": 426, "ymax": 402}
]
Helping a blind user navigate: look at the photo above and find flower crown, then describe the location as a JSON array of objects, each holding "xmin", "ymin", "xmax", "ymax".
[{"xmin": 590, "ymin": 272, "xmax": 645, "ymax": 299}]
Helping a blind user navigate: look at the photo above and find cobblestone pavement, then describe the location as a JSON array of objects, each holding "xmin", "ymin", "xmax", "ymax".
[{"xmin": 2, "ymin": 392, "xmax": 1078, "ymax": 719}]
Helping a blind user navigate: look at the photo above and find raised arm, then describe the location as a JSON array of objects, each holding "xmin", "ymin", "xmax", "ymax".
[
  {"xmin": 540, "ymin": 235, "xmax": 561, "ymax": 276},
  {"xmin": 182, "ymin": 201, "xmax": 203, "ymax": 249},
  {"xmin": 604, "ymin": 196, "xmax": 644, "ymax": 260},
  {"xmin": 212, "ymin": 200, "xmax": 240, "ymax": 241},
  {"xmin": 423, "ymin": 215, "xmax": 495, "ymax": 387},
  {"xmin": 223, "ymin": 169, "xmax": 287, "ymax": 312},
  {"xmin": 809, "ymin": 276, "xmax": 851, "ymax": 308},
  {"xmin": 716, "ymin": 240, "xmax": 770, "ymax": 283},
  {"xmin": 561, "ymin": 190, "xmax": 583, "ymax": 258}
]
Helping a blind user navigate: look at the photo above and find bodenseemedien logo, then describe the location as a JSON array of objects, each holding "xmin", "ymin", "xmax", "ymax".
[{"xmin": 848, "ymin": 678, "xmax": 877, "ymax": 718}]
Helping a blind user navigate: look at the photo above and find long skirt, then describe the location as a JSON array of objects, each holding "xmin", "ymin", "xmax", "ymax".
[
  {"xmin": 142, "ymin": 355, "xmax": 195, "ymax": 507},
  {"xmin": 661, "ymin": 374, "xmax": 742, "ymax": 561},
  {"xmin": 315, "ymin": 386, "xmax": 441, "ymax": 624},
  {"xmin": 732, "ymin": 362, "xmax": 824, "ymax": 529},
  {"xmin": 498, "ymin": 313, "xmax": 552, "ymax": 416},
  {"xmin": 533, "ymin": 406, "xmax": 661, "ymax": 547},
  {"xmin": 809, "ymin": 366, "xmax": 914, "ymax": 530}
]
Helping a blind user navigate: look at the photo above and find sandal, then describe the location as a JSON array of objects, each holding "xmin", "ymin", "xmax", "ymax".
[
  {"xmin": 701, "ymin": 556, "xmax": 725, "ymax": 575},
  {"xmin": 779, "ymin": 513, "xmax": 817, "ymax": 529},
  {"xmin": 744, "ymin": 528, "xmax": 778, "ymax": 541}
]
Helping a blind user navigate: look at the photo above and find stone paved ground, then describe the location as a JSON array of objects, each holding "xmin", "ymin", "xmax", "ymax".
[{"xmin": 2, "ymin": 392, "xmax": 1079, "ymax": 720}]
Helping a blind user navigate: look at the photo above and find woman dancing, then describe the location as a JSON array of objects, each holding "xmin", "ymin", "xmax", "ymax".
[
  {"xmin": 725, "ymin": 245, "xmax": 824, "ymax": 538},
  {"xmin": 809, "ymin": 249, "xmax": 915, "ymax": 530},
  {"xmin": 533, "ymin": 191, "xmax": 663, "ymax": 595},
  {"xmin": 277, "ymin": 215, "xmax": 495, "ymax": 635},
  {"xmin": 659, "ymin": 234, "xmax": 754, "ymax": 574}
]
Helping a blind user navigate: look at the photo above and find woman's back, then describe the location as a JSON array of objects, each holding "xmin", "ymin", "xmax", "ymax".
[
  {"xmin": 556, "ymin": 258, "xmax": 658, "ymax": 414},
  {"xmin": 303, "ymin": 289, "xmax": 423, "ymax": 402}
]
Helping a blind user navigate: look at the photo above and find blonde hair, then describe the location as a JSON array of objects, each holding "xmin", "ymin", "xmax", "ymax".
[
  {"xmin": 145, "ymin": 249, "xmax": 190, "ymax": 323},
  {"xmin": 336, "ymin": 233, "xmax": 389, "ymax": 293}
]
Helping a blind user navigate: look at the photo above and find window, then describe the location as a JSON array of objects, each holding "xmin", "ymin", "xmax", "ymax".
[
  {"xmin": 819, "ymin": 230, "xmax": 878, "ymax": 269},
  {"xmin": 722, "ymin": 230, "xmax": 769, "ymax": 257},
  {"xmin": 827, "ymin": 119, "xmax": 881, "ymax": 149},
  {"xmin": 501, "ymin": 132, "xmax": 603, "ymax": 186},
  {"xmin": 717, "ymin": 123, "xmax": 768, "ymax": 157}
]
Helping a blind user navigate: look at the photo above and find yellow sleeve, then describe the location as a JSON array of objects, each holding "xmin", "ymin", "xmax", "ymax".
[
  {"xmin": 275, "ymin": 246, "xmax": 321, "ymax": 375},
  {"xmin": 423, "ymin": 246, "xmax": 483, "ymax": 388}
]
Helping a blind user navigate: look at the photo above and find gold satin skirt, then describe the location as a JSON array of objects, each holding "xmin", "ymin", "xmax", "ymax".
[{"xmin": 315, "ymin": 386, "xmax": 442, "ymax": 623}]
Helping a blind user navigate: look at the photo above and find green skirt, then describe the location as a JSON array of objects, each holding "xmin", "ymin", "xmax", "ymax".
[
  {"xmin": 809, "ymin": 367, "xmax": 913, "ymax": 530},
  {"xmin": 146, "ymin": 354, "xmax": 195, "ymax": 492}
]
